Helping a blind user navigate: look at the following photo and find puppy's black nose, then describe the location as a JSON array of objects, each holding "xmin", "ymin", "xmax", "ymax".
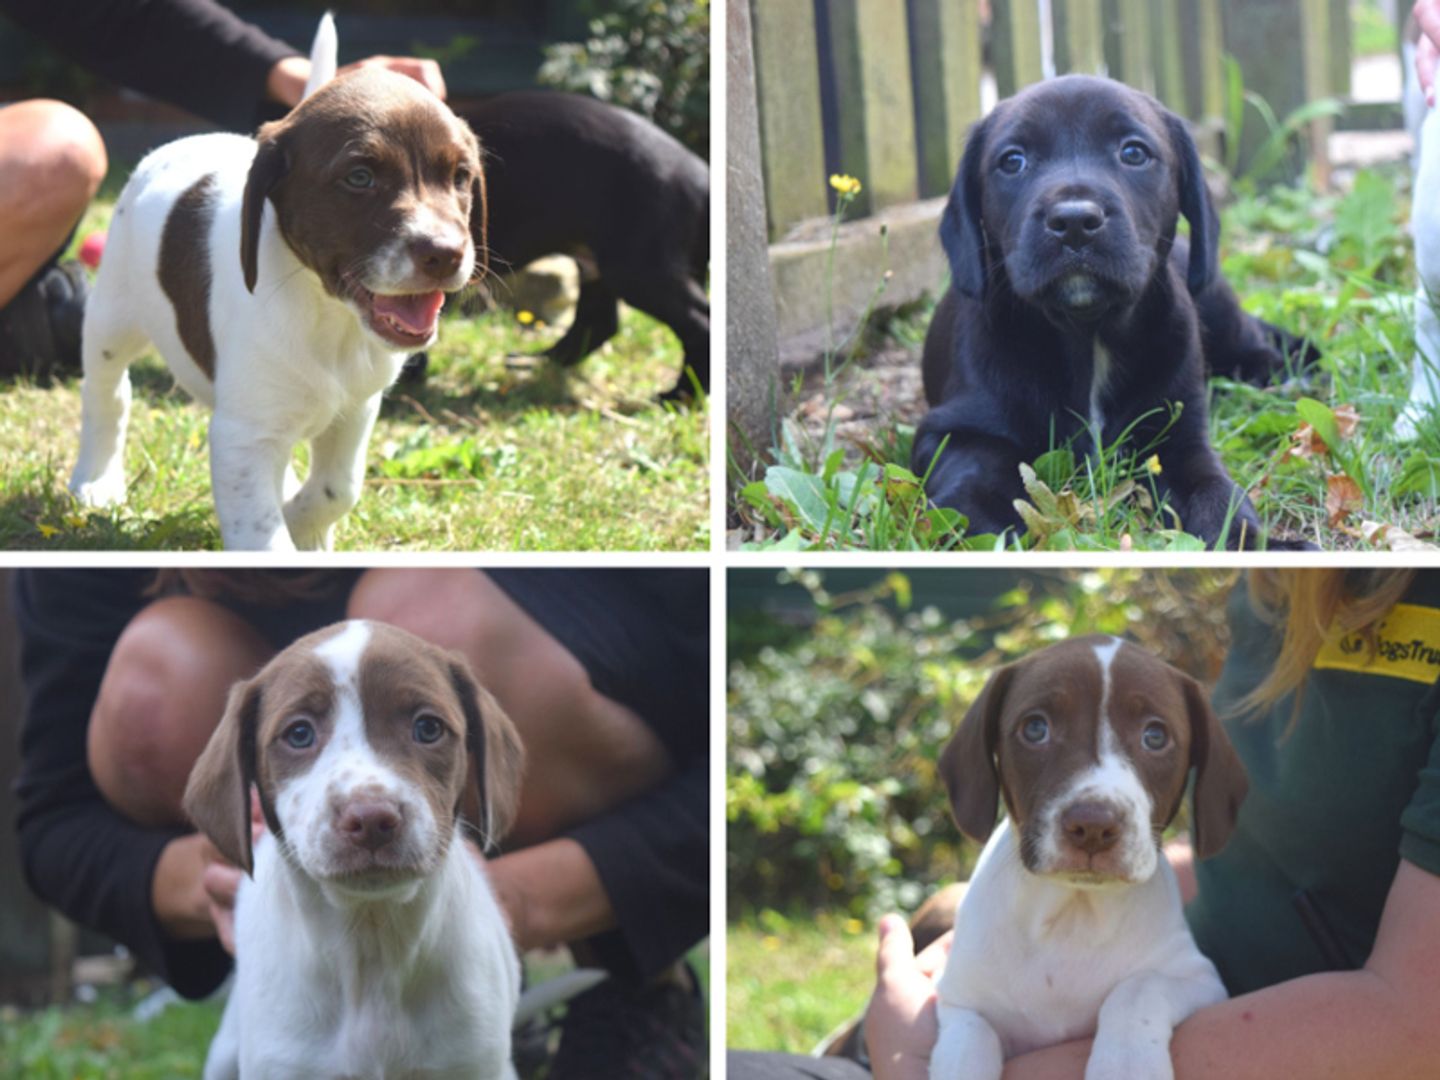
[
  {"xmin": 411, "ymin": 236, "xmax": 465, "ymax": 281},
  {"xmin": 1046, "ymin": 200, "xmax": 1106, "ymax": 249},
  {"xmin": 1060, "ymin": 801, "xmax": 1122, "ymax": 855},
  {"xmin": 338, "ymin": 799, "xmax": 401, "ymax": 852}
]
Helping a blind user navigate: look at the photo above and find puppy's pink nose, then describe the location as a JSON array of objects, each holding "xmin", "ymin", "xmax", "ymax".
[
  {"xmin": 411, "ymin": 236, "xmax": 465, "ymax": 280},
  {"xmin": 338, "ymin": 799, "xmax": 402, "ymax": 852},
  {"xmin": 1060, "ymin": 801, "xmax": 1122, "ymax": 855}
]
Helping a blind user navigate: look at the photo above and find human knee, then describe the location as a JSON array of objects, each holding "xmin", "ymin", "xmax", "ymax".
[{"xmin": 1, "ymin": 100, "xmax": 107, "ymax": 218}]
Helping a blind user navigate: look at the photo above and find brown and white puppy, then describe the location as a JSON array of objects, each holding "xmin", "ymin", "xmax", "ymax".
[
  {"xmin": 929, "ymin": 635, "xmax": 1246, "ymax": 1080},
  {"xmin": 914, "ymin": 75, "xmax": 1315, "ymax": 549},
  {"xmin": 71, "ymin": 15, "xmax": 485, "ymax": 550},
  {"xmin": 185, "ymin": 620, "xmax": 524, "ymax": 1080}
]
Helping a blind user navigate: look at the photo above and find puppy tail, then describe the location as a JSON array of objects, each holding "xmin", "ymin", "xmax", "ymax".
[{"xmin": 303, "ymin": 12, "xmax": 339, "ymax": 100}]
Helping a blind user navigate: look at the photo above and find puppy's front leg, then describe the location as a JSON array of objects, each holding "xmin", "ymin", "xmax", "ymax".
[
  {"xmin": 208, "ymin": 413, "xmax": 296, "ymax": 551},
  {"xmin": 929, "ymin": 1002, "xmax": 1004, "ymax": 1080},
  {"xmin": 913, "ymin": 413, "xmax": 1027, "ymax": 537},
  {"xmin": 1084, "ymin": 966, "xmax": 1226, "ymax": 1080},
  {"xmin": 284, "ymin": 395, "xmax": 382, "ymax": 551},
  {"xmin": 1158, "ymin": 441, "xmax": 1261, "ymax": 550}
]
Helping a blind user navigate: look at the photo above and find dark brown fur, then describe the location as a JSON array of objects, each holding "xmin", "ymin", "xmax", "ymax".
[{"xmin": 158, "ymin": 173, "xmax": 218, "ymax": 378}]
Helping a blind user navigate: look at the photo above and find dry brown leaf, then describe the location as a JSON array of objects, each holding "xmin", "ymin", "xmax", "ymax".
[
  {"xmin": 1324, "ymin": 474, "xmax": 1364, "ymax": 527},
  {"xmin": 1358, "ymin": 520, "xmax": 1440, "ymax": 551},
  {"xmin": 1332, "ymin": 404, "xmax": 1360, "ymax": 440}
]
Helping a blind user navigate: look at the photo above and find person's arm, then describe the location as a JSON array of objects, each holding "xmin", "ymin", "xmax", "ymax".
[
  {"xmin": 2, "ymin": 0, "xmax": 299, "ymax": 131},
  {"xmin": 1416, "ymin": 1, "xmax": 1440, "ymax": 103},
  {"xmin": 1001, "ymin": 859, "xmax": 1440, "ymax": 1079},
  {"xmin": 484, "ymin": 837, "xmax": 615, "ymax": 952}
]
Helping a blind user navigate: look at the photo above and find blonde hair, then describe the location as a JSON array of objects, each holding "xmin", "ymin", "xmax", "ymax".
[{"xmin": 1234, "ymin": 568, "xmax": 1417, "ymax": 719}]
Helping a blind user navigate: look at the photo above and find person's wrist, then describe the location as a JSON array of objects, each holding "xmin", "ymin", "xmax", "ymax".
[
  {"xmin": 151, "ymin": 834, "xmax": 215, "ymax": 941},
  {"xmin": 266, "ymin": 56, "xmax": 310, "ymax": 108}
]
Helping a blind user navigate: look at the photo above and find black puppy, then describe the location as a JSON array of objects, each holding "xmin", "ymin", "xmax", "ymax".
[
  {"xmin": 459, "ymin": 91, "xmax": 710, "ymax": 400},
  {"xmin": 914, "ymin": 76, "xmax": 1305, "ymax": 548}
]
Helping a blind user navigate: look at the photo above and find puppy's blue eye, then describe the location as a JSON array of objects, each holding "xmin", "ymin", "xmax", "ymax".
[
  {"xmin": 282, "ymin": 719, "xmax": 316, "ymax": 750},
  {"xmin": 1119, "ymin": 141, "xmax": 1151, "ymax": 166},
  {"xmin": 413, "ymin": 714, "xmax": 445, "ymax": 744},
  {"xmin": 998, "ymin": 149, "xmax": 1027, "ymax": 176},
  {"xmin": 344, "ymin": 166, "xmax": 375, "ymax": 189},
  {"xmin": 454, "ymin": 168, "xmax": 472, "ymax": 190},
  {"xmin": 1020, "ymin": 714, "xmax": 1049, "ymax": 744},
  {"xmin": 1142, "ymin": 721, "xmax": 1169, "ymax": 751}
]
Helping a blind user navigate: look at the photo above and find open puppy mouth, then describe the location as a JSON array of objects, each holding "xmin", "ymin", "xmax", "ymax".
[{"xmin": 351, "ymin": 285, "xmax": 448, "ymax": 349}]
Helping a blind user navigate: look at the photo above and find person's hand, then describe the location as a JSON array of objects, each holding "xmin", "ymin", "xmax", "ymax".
[
  {"xmin": 864, "ymin": 915, "xmax": 953, "ymax": 1080},
  {"xmin": 153, "ymin": 791, "xmax": 264, "ymax": 954},
  {"xmin": 266, "ymin": 54, "xmax": 446, "ymax": 109},
  {"xmin": 1416, "ymin": 1, "xmax": 1440, "ymax": 104},
  {"xmin": 199, "ymin": 791, "xmax": 266, "ymax": 956}
]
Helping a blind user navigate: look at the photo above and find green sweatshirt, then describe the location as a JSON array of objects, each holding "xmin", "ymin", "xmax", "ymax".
[{"xmin": 1188, "ymin": 572, "xmax": 1440, "ymax": 994}]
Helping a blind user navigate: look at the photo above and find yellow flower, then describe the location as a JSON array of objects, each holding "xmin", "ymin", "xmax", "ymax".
[
  {"xmin": 516, "ymin": 309, "xmax": 536, "ymax": 326},
  {"xmin": 762, "ymin": 935, "xmax": 781, "ymax": 951},
  {"xmin": 64, "ymin": 513, "xmax": 87, "ymax": 529},
  {"xmin": 37, "ymin": 523, "xmax": 59, "ymax": 539},
  {"xmin": 1146, "ymin": 455, "xmax": 1163, "ymax": 475},
  {"xmin": 829, "ymin": 173, "xmax": 862, "ymax": 197},
  {"xmin": 844, "ymin": 918, "xmax": 864, "ymax": 935}
]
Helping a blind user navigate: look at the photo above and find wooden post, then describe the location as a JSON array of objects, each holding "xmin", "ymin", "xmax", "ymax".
[
  {"xmin": 1178, "ymin": 1, "xmax": 1226, "ymax": 125},
  {"xmin": 727, "ymin": 0, "xmax": 783, "ymax": 479},
  {"xmin": 1149, "ymin": 0, "xmax": 1186, "ymax": 111},
  {"xmin": 823, "ymin": 0, "xmax": 919, "ymax": 215},
  {"xmin": 1054, "ymin": 0, "xmax": 1105, "ymax": 76},
  {"xmin": 1328, "ymin": 0, "xmax": 1351, "ymax": 99},
  {"xmin": 910, "ymin": 0, "xmax": 983, "ymax": 197},
  {"xmin": 750, "ymin": 2, "xmax": 828, "ymax": 238},
  {"xmin": 1102, "ymin": 0, "xmax": 1154, "ymax": 94},
  {"xmin": 993, "ymin": 0, "xmax": 1044, "ymax": 97}
]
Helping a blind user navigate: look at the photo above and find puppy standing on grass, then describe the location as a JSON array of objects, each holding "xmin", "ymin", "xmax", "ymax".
[
  {"xmin": 930, "ymin": 636, "xmax": 1247, "ymax": 1080},
  {"xmin": 69, "ymin": 15, "xmax": 486, "ymax": 550},
  {"xmin": 184, "ymin": 621, "xmax": 526, "ymax": 1080}
]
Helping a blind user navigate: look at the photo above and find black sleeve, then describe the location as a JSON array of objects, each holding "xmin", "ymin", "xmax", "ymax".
[
  {"xmin": 12, "ymin": 569, "xmax": 231, "ymax": 1000},
  {"xmin": 1, "ymin": 0, "xmax": 300, "ymax": 131},
  {"xmin": 567, "ymin": 755, "xmax": 709, "ymax": 983}
]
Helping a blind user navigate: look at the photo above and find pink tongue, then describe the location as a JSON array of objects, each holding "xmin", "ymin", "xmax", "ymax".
[{"xmin": 372, "ymin": 291, "xmax": 445, "ymax": 334}]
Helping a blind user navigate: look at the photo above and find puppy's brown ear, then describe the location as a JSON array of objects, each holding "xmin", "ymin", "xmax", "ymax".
[
  {"xmin": 1164, "ymin": 112, "xmax": 1219, "ymax": 296},
  {"xmin": 1182, "ymin": 674, "xmax": 1248, "ymax": 859},
  {"xmin": 939, "ymin": 113, "xmax": 992, "ymax": 299},
  {"xmin": 241, "ymin": 126, "xmax": 289, "ymax": 294},
  {"xmin": 182, "ymin": 677, "xmax": 263, "ymax": 875},
  {"xmin": 940, "ymin": 663, "xmax": 1013, "ymax": 845},
  {"xmin": 449, "ymin": 659, "xmax": 526, "ymax": 848}
]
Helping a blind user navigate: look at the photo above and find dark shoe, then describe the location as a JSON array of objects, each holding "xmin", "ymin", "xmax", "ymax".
[
  {"xmin": 549, "ymin": 962, "xmax": 706, "ymax": 1080},
  {"xmin": 0, "ymin": 260, "xmax": 89, "ymax": 381}
]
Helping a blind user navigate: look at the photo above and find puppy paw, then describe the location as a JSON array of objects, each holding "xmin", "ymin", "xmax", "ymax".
[
  {"xmin": 1084, "ymin": 1035, "xmax": 1174, "ymax": 1080},
  {"xmin": 69, "ymin": 472, "xmax": 127, "ymax": 509}
]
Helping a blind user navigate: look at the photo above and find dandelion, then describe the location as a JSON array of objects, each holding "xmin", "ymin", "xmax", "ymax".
[
  {"xmin": 1146, "ymin": 454, "xmax": 1163, "ymax": 476},
  {"xmin": 845, "ymin": 918, "xmax": 864, "ymax": 935},
  {"xmin": 762, "ymin": 935, "xmax": 781, "ymax": 951},
  {"xmin": 517, "ymin": 309, "xmax": 536, "ymax": 326},
  {"xmin": 64, "ymin": 513, "xmax": 87, "ymax": 528},
  {"xmin": 36, "ymin": 523, "xmax": 59, "ymax": 539},
  {"xmin": 829, "ymin": 173, "xmax": 862, "ymax": 198}
]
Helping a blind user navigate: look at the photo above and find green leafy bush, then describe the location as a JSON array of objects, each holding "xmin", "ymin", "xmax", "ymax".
[
  {"xmin": 539, "ymin": 0, "xmax": 709, "ymax": 158},
  {"xmin": 727, "ymin": 569, "xmax": 1239, "ymax": 919}
]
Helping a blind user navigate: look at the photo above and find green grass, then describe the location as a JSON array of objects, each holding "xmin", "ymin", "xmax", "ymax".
[
  {"xmin": 735, "ymin": 165, "xmax": 1440, "ymax": 551},
  {"xmin": 0, "ymin": 197, "xmax": 709, "ymax": 551},
  {"xmin": 727, "ymin": 912, "xmax": 873, "ymax": 1053}
]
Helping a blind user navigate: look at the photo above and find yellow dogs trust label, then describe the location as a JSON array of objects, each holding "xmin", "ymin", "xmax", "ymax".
[{"xmin": 1314, "ymin": 604, "xmax": 1440, "ymax": 685}]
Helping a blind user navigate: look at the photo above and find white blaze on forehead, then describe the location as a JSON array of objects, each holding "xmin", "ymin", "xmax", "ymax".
[
  {"xmin": 1091, "ymin": 636, "xmax": 1124, "ymax": 754},
  {"xmin": 314, "ymin": 619, "xmax": 373, "ymax": 687}
]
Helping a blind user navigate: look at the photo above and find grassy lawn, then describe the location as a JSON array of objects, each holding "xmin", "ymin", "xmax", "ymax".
[
  {"xmin": 1, "ymin": 942, "xmax": 711, "ymax": 1078},
  {"xmin": 727, "ymin": 913, "xmax": 874, "ymax": 1054},
  {"xmin": 0, "ymin": 196, "xmax": 709, "ymax": 552},
  {"xmin": 734, "ymin": 165, "xmax": 1440, "ymax": 551}
]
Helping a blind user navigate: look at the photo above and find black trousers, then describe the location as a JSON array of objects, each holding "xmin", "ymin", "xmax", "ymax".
[{"xmin": 726, "ymin": 1052, "xmax": 870, "ymax": 1079}]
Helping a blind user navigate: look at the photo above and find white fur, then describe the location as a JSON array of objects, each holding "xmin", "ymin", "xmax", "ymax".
[
  {"xmin": 202, "ymin": 621, "xmax": 520, "ymax": 1080},
  {"xmin": 68, "ymin": 16, "xmax": 469, "ymax": 550},
  {"xmin": 931, "ymin": 639, "xmax": 1226, "ymax": 1080},
  {"xmin": 1089, "ymin": 342, "xmax": 1113, "ymax": 437},
  {"xmin": 1404, "ymin": 101, "xmax": 1440, "ymax": 439}
]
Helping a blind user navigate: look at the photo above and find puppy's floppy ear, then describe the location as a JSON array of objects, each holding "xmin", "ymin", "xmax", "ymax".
[
  {"xmin": 182, "ymin": 676, "xmax": 263, "ymax": 876},
  {"xmin": 241, "ymin": 124, "xmax": 290, "ymax": 294},
  {"xmin": 939, "ymin": 115, "xmax": 992, "ymax": 299},
  {"xmin": 448, "ymin": 658, "xmax": 526, "ymax": 849},
  {"xmin": 1181, "ymin": 673, "xmax": 1248, "ymax": 859},
  {"xmin": 1164, "ymin": 112, "xmax": 1219, "ymax": 296},
  {"xmin": 939, "ymin": 663, "xmax": 1013, "ymax": 844}
]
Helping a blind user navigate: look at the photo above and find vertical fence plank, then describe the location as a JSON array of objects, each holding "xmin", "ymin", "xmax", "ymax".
[
  {"xmin": 1149, "ymin": 0, "xmax": 1186, "ymax": 111},
  {"xmin": 1178, "ymin": 1, "xmax": 1225, "ymax": 125},
  {"xmin": 1328, "ymin": 0, "xmax": 1351, "ymax": 98},
  {"xmin": 910, "ymin": 0, "xmax": 983, "ymax": 197},
  {"xmin": 750, "ymin": 1, "xmax": 828, "ymax": 238},
  {"xmin": 825, "ymin": 0, "xmax": 919, "ymax": 215},
  {"xmin": 1054, "ymin": 0, "xmax": 1105, "ymax": 76},
  {"xmin": 1103, "ymin": 0, "xmax": 1153, "ymax": 93},
  {"xmin": 993, "ymin": 0, "xmax": 1044, "ymax": 97}
]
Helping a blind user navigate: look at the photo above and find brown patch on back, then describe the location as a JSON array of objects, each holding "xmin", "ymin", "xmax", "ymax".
[{"xmin": 159, "ymin": 173, "xmax": 218, "ymax": 378}]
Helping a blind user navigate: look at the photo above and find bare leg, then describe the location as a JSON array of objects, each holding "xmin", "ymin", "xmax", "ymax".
[
  {"xmin": 0, "ymin": 100, "xmax": 106, "ymax": 307},
  {"xmin": 347, "ymin": 568, "xmax": 674, "ymax": 847}
]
